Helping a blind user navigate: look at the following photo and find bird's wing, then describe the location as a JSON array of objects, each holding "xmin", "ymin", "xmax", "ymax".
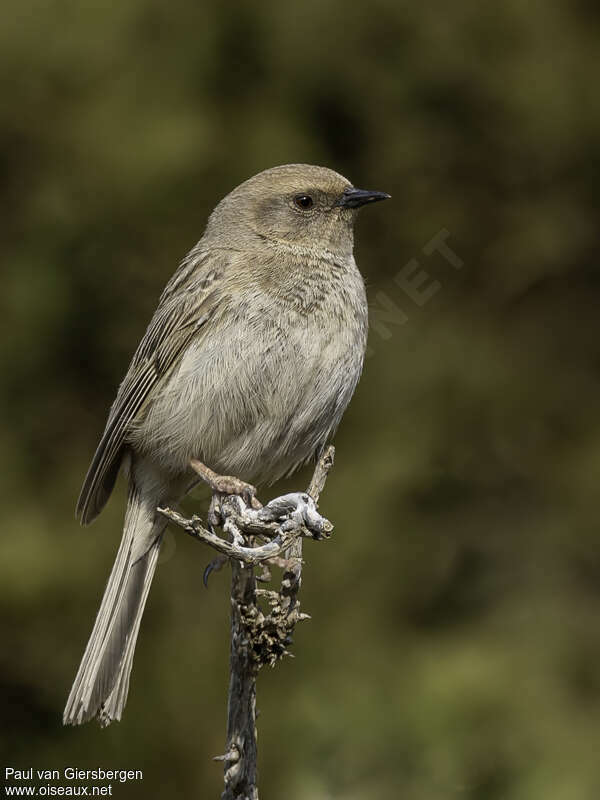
[{"xmin": 76, "ymin": 249, "xmax": 226, "ymax": 525}]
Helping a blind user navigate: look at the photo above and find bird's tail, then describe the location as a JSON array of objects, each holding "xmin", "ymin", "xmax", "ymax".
[{"xmin": 63, "ymin": 482, "xmax": 163, "ymax": 726}]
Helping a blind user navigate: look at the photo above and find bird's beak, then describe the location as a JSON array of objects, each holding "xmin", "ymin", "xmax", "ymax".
[{"xmin": 336, "ymin": 187, "xmax": 391, "ymax": 209}]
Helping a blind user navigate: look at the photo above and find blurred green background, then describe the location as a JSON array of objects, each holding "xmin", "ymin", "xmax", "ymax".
[{"xmin": 2, "ymin": 1, "xmax": 600, "ymax": 798}]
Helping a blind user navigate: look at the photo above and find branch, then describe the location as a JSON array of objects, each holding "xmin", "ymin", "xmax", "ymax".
[
  {"xmin": 158, "ymin": 490, "xmax": 333, "ymax": 565},
  {"xmin": 158, "ymin": 446, "xmax": 336, "ymax": 800},
  {"xmin": 280, "ymin": 446, "xmax": 335, "ymax": 616}
]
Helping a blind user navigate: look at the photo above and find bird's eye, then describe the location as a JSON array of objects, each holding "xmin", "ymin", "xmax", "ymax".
[{"xmin": 294, "ymin": 194, "xmax": 314, "ymax": 209}]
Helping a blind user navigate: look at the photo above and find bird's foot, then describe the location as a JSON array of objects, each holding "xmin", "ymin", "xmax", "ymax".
[
  {"xmin": 190, "ymin": 459, "xmax": 262, "ymax": 509},
  {"xmin": 207, "ymin": 494, "xmax": 222, "ymax": 528}
]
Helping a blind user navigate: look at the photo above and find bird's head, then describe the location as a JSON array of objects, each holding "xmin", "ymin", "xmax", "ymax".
[{"xmin": 204, "ymin": 164, "xmax": 390, "ymax": 258}]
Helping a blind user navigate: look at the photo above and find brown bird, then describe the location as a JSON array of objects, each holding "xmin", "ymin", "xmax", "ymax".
[{"xmin": 63, "ymin": 164, "xmax": 389, "ymax": 726}]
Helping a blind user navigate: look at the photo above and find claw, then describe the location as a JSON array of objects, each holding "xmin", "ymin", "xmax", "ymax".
[{"xmin": 203, "ymin": 554, "xmax": 228, "ymax": 587}]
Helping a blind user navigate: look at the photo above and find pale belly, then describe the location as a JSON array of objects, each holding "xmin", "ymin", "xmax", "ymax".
[{"xmin": 131, "ymin": 298, "xmax": 366, "ymax": 485}]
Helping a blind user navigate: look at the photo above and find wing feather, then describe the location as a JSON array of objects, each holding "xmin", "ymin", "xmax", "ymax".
[{"xmin": 76, "ymin": 250, "xmax": 224, "ymax": 525}]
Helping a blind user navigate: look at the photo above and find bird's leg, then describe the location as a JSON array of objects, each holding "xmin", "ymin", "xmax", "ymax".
[
  {"xmin": 190, "ymin": 459, "xmax": 262, "ymax": 509},
  {"xmin": 190, "ymin": 458, "xmax": 263, "ymax": 586}
]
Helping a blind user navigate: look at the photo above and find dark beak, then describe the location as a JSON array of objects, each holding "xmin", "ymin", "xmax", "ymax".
[{"xmin": 336, "ymin": 186, "xmax": 391, "ymax": 209}]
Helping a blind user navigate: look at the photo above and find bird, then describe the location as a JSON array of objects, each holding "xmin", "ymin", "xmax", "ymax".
[{"xmin": 63, "ymin": 163, "xmax": 389, "ymax": 726}]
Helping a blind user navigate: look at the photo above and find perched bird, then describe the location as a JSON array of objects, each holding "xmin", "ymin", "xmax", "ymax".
[{"xmin": 63, "ymin": 164, "xmax": 389, "ymax": 726}]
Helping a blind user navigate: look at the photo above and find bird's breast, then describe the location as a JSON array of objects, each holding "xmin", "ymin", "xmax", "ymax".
[{"xmin": 133, "ymin": 261, "xmax": 368, "ymax": 483}]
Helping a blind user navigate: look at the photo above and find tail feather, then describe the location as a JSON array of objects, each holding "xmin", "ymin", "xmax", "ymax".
[
  {"xmin": 63, "ymin": 483, "xmax": 163, "ymax": 726},
  {"xmin": 100, "ymin": 541, "xmax": 162, "ymax": 724}
]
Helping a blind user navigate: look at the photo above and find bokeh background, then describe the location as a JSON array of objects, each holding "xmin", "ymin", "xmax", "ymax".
[{"xmin": 2, "ymin": 1, "xmax": 600, "ymax": 798}]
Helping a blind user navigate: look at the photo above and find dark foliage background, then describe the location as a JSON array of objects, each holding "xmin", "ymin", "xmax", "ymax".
[{"xmin": 2, "ymin": 1, "xmax": 600, "ymax": 798}]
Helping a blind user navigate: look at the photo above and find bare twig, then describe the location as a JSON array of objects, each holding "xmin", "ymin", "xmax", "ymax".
[
  {"xmin": 159, "ymin": 445, "xmax": 336, "ymax": 800},
  {"xmin": 280, "ymin": 446, "xmax": 335, "ymax": 617},
  {"xmin": 159, "ymin": 490, "xmax": 332, "ymax": 565},
  {"xmin": 307, "ymin": 445, "xmax": 336, "ymax": 502}
]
